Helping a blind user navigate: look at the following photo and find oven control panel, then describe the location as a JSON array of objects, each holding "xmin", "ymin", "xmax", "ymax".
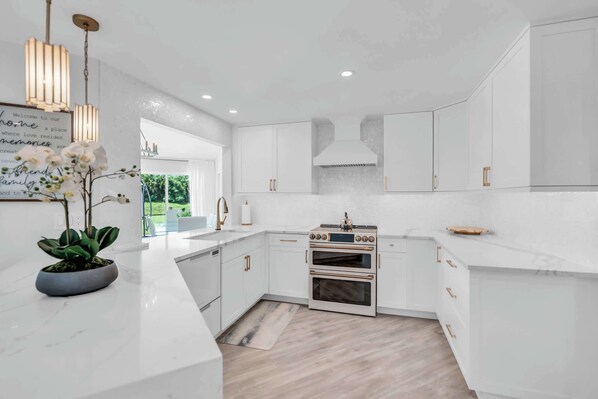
[{"xmin": 309, "ymin": 232, "xmax": 376, "ymax": 243}]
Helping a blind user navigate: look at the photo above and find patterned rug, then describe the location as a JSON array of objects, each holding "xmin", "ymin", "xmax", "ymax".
[{"xmin": 218, "ymin": 301, "xmax": 300, "ymax": 350}]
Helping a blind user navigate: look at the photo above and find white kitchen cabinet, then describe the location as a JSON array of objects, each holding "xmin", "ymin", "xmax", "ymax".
[
  {"xmin": 236, "ymin": 122, "xmax": 316, "ymax": 193},
  {"xmin": 383, "ymin": 112, "xmax": 434, "ymax": 192},
  {"xmin": 220, "ymin": 235, "xmax": 267, "ymax": 331},
  {"xmin": 221, "ymin": 255, "xmax": 247, "ymax": 329},
  {"xmin": 467, "ymin": 80, "xmax": 493, "ymax": 190},
  {"xmin": 433, "ymin": 102, "xmax": 468, "ymax": 191},
  {"xmin": 531, "ymin": 18, "xmax": 598, "ymax": 187},
  {"xmin": 404, "ymin": 239, "xmax": 437, "ymax": 313},
  {"xmin": 274, "ymin": 123, "xmax": 315, "ymax": 192},
  {"xmin": 377, "ymin": 252, "xmax": 407, "ymax": 309},
  {"xmin": 492, "ymin": 32, "xmax": 531, "ymax": 189},
  {"xmin": 245, "ymin": 246, "xmax": 266, "ymax": 305},
  {"xmin": 377, "ymin": 238, "xmax": 436, "ymax": 315},
  {"xmin": 268, "ymin": 235, "xmax": 309, "ymax": 299},
  {"xmin": 237, "ymin": 125, "xmax": 274, "ymax": 193}
]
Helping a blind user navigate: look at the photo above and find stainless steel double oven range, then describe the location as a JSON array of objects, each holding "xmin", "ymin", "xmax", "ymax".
[{"xmin": 308, "ymin": 224, "xmax": 377, "ymax": 317}]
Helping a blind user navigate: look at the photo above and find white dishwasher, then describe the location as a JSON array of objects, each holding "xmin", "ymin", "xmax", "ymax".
[{"xmin": 176, "ymin": 249, "xmax": 221, "ymax": 337}]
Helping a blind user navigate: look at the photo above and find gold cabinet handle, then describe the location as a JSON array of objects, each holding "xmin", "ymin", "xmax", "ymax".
[
  {"xmin": 280, "ymin": 239, "xmax": 297, "ymax": 243},
  {"xmin": 433, "ymin": 175, "xmax": 438, "ymax": 190},
  {"xmin": 446, "ymin": 324, "xmax": 457, "ymax": 339},
  {"xmin": 244, "ymin": 255, "xmax": 249, "ymax": 271},
  {"xmin": 446, "ymin": 259, "xmax": 457, "ymax": 269},
  {"xmin": 436, "ymin": 246, "xmax": 441, "ymax": 263},
  {"xmin": 378, "ymin": 253, "xmax": 381, "ymax": 269},
  {"xmin": 483, "ymin": 166, "xmax": 491, "ymax": 187},
  {"xmin": 305, "ymin": 250, "xmax": 308, "ymax": 264},
  {"xmin": 384, "ymin": 176, "xmax": 388, "ymax": 191},
  {"xmin": 446, "ymin": 287, "xmax": 457, "ymax": 299},
  {"xmin": 269, "ymin": 179, "xmax": 273, "ymax": 191},
  {"xmin": 248, "ymin": 255, "xmax": 251, "ymax": 271},
  {"xmin": 273, "ymin": 179, "xmax": 277, "ymax": 191}
]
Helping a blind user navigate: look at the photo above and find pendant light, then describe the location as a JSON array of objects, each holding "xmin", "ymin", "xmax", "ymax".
[
  {"xmin": 72, "ymin": 14, "xmax": 100, "ymax": 142},
  {"xmin": 25, "ymin": 0, "xmax": 70, "ymax": 112}
]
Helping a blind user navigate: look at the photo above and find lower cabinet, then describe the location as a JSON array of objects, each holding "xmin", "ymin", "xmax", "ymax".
[
  {"xmin": 268, "ymin": 234, "xmax": 309, "ymax": 299},
  {"xmin": 377, "ymin": 238, "xmax": 437, "ymax": 314},
  {"xmin": 221, "ymin": 236, "xmax": 267, "ymax": 331}
]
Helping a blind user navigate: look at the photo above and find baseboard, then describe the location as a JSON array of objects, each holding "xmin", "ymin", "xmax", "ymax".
[
  {"xmin": 377, "ymin": 307, "xmax": 438, "ymax": 320},
  {"xmin": 262, "ymin": 294, "xmax": 308, "ymax": 305}
]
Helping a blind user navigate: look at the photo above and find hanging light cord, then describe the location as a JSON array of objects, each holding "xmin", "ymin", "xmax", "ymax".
[
  {"xmin": 84, "ymin": 24, "xmax": 89, "ymax": 104},
  {"xmin": 45, "ymin": 0, "xmax": 52, "ymax": 43}
]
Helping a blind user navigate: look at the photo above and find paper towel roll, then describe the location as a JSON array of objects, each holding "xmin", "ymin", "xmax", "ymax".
[{"xmin": 241, "ymin": 200, "xmax": 252, "ymax": 226}]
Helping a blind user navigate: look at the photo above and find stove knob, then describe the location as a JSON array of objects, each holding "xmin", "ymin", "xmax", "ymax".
[
  {"xmin": 368, "ymin": 236, "xmax": 375, "ymax": 243},
  {"xmin": 355, "ymin": 236, "xmax": 362, "ymax": 242},
  {"xmin": 316, "ymin": 234, "xmax": 322, "ymax": 240},
  {"xmin": 362, "ymin": 236, "xmax": 368, "ymax": 242},
  {"xmin": 322, "ymin": 234, "xmax": 328, "ymax": 240},
  {"xmin": 310, "ymin": 234, "xmax": 316, "ymax": 240}
]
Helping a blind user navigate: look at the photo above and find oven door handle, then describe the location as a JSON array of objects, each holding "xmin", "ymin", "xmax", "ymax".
[
  {"xmin": 309, "ymin": 244, "xmax": 375, "ymax": 251},
  {"xmin": 310, "ymin": 270, "xmax": 375, "ymax": 281}
]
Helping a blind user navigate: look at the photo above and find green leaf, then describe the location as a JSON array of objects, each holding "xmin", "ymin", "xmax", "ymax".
[
  {"xmin": 90, "ymin": 226, "xmax": 98, "ymax": 240},
  {"xmin": 51, "ymin": 245, "xmax": 91, "ymax": 261},
  {"xmin": 97, "ymin": 227, "xmax": 120, "ymax": 250},
  {"xmin": 79, "ymin": 231, "xmax": 100, "ymax": 258},
  {"xmin": 38, "ymin": 239, "xmax": 62, "ymax": 259},
  {"xmin": 59, "ymin": 229, "xmax": 80, "ymax": 246}
]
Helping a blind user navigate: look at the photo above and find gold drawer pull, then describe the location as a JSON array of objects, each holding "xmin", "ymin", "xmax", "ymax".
[
  {"xmin": 244, "ymin": 255, "xmax": 249, "ymax": 271},
  {"xmin": 445, "ymin": 287, "xmax": 457, "ymax": 299},
  {"xmin": 483, "ymin": 166, "xmax": 491, "ymax": 187},
  {"xmin": 280, "ymin": 239, "xmax": 298, "ymax": 243},
  {"xmin": 446, "ymin": 324, "xmax": 457, "ymax": 339},
  {"xmin": 446, "ymin": 259, "xmax": 457, "ymax": 269},
  {"xmin": 436, "ymin": 246, "xmax": 441, "ymax": 263},
  {"xmin": 305, "ymin": 250, "xmax": 308, "ymax": 264}
]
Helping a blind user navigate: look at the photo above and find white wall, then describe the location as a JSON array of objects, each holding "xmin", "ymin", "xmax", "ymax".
[
  {"xmin": 0, "ymin": 40, "xmax": 232, "ymax": 261},
  {"xmin": 233, "ymin": 119, "xmax": 598, "ymax": 268}
]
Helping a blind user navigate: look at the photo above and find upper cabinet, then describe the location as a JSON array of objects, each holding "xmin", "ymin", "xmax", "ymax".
[
  {"xmin": 466, "ymin": 18, "xmax": 598, "ymax": 191},
  {"xmin": 236, "ymin": 122, "xmax": 317, "ymax": 193},
  {"xmin": 384, "ymin": 112, "xmax": 434, "ymax": 192},
  {"xmin": 531, "ymin": 18, "xmax": 598, "ymax": 188},
  {"xmin": 434, "ymin": 102, "xmax": 468, "ymax": 191}
]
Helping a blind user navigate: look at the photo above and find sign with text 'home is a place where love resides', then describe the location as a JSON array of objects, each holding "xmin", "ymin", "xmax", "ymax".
[{"xmin": 0, "ymin": 102, "xmax": 72, "ymax": 201}]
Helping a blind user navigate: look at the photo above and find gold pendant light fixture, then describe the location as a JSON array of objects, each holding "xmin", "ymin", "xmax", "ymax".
[
  {"xmin": 72, "ymin": 14, "xmax": 100, "ymax": 142},
  {"xmin": 25, "ymin": 0, "xmax": 70, "ymax": 112}
]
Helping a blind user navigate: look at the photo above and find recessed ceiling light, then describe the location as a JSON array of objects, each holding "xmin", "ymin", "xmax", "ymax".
[
  {"xmin": 202, "ymin": 94, "xmax": 212, "ymax": 100},
  {"xmin": 229, "ymin": 109, "xmax": 238, "ymax": 114},
  {"xmin": 341, "ymin": 70, "xmax": 354, "ymax": 77}
]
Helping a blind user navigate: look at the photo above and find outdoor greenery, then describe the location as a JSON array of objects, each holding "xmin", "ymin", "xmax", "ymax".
[{"xmin": 141, "ymin": 174, "xmax": 190, "ymax": 204}]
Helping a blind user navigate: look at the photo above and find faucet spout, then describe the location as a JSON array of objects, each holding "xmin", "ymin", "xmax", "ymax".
[{"xmin": 216, "ymin": 196, "xmax": 229, "ymax": 231}]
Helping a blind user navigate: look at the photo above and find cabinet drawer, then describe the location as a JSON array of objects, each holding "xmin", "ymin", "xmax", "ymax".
[
  {"xmin": 378, "ymin": 237, "xmax": 407, "ymax": 253},
  {"xmin": 442, "ymin": 252, "xmax": 470, "ymax": 324},
  {"xmin": 268, "ymin": 234, "xmax": 308, "ymax": 248},
  {"xmin": 440, "ymin": 298, "xmax": 469, "ymax": 378}
]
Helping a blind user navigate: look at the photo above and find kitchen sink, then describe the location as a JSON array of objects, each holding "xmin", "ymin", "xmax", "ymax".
[{"xmin": 187, "ymin": 230, "xmax": 248, "ymax": 241}]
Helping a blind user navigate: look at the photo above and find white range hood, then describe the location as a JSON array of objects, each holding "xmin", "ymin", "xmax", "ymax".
[{"xmin": 313, "ymin": 116, "xmax": 378, "ymax": 167}]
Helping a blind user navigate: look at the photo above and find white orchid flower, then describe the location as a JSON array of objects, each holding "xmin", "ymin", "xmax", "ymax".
[
  {"xmin": 46, "ymin": 155, "xmax": 63, "ymax": 168},
  {"xmin": 58, "ymin": 179, "xmax": 81, "ymax": 202},
  {"xmin": 79, "ymin": 151, "xmax": 96, "ymax": 165},
  {"xmin": 15, "ymin": 145, "xmax": 48, "ymax": 170},
  {"xmin": 91, "ymin": 146, "xmax": 108, "ymax": 173}
]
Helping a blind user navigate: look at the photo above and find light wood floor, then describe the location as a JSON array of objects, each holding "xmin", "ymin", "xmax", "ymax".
[{"xmin": 219, "ymin": 305, "xmax": 477, "ymax": 399}]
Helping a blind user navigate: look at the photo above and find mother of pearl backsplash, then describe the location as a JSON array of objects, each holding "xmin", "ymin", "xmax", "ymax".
[{"xmin": 234, "ymin": 119, "xmax": 598, "ymax": 268}]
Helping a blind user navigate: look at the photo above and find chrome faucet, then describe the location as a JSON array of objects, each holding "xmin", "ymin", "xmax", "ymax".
[{"xmin": 216, "ymin": 196, "xmax": 229, "ymax": 230}]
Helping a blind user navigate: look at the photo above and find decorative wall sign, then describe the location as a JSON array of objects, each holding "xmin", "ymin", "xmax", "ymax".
[{"xmin": 0, "ymin": 102, "xmax": 72, "ymax": 201}]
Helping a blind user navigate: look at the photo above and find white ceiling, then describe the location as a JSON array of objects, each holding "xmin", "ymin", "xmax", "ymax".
[
  {"xmin": 4, "ymin": 0, "xmax": 598, "ymax": 125},
  {"xmin": 140, "ymin": 119, "xmax": 222, "ymax": 161}
]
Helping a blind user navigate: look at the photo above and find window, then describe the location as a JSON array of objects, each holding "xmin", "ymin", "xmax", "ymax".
[{"xmin": 141, "ymin": 173, "xmax": 190, "ymax": 235}]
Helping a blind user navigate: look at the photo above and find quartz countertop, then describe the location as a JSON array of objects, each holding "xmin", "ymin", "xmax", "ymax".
[
  {"xmin": 2, "ymin": 223, "xmax": 595, "ymax": 398},
  {"xmin": 0, "ymin": 224, "xmax": 314, "ymax": 399}
]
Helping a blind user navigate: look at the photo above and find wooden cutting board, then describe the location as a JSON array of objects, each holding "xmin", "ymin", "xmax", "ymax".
[{"xmin": 446, "ymin": 226, "xmax": 489, "ymax": 235}]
